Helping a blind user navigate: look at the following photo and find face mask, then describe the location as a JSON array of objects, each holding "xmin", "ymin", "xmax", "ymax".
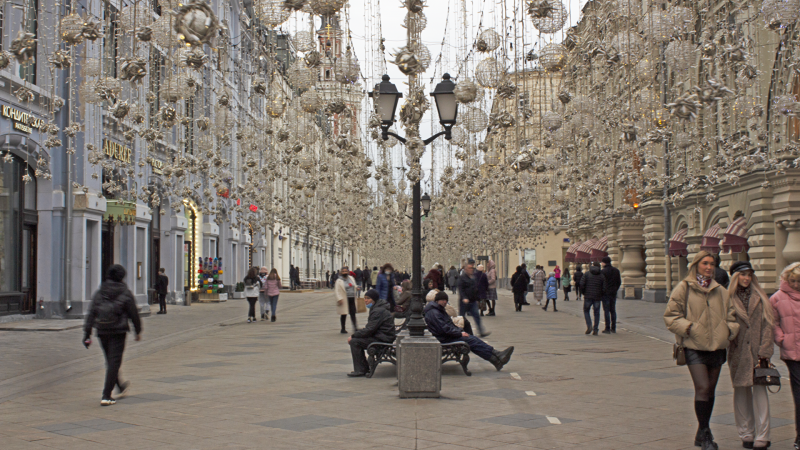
[
  {"xmin": 385, "ymin": 270, "xmax": 391, "ymax": 274},
  {"xmin": 366, "ymin": 303, "xmax": 373, "ymax": 309}
]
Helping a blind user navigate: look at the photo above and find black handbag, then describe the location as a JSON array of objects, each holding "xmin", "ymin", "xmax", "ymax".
[{"xmin": 753, "ymin": 362, "xmax": 781, "ymax": 393}]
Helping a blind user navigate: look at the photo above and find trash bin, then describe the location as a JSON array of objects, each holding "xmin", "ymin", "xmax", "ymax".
[{"xmin": 148, "ymin": 288, "xmax": 157, "ymax": 305}]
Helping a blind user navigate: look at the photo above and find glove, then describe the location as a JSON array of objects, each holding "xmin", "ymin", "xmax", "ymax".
[{"xmin": 83, "ymin": 337, "xmax": 91, "ymax": 349}]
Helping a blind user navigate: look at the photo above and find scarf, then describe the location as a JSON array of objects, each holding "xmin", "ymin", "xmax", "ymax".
[
  {"xmin": 696, "ymin": 274, "xmax": 712, "ymax": 289},
  {"xmin": 736, "ymin": 285, "xmax": 752, "ymax": 312},
  {"xmin": 780, "ymin": 280, "xmax": 800, "ymax": 302}
]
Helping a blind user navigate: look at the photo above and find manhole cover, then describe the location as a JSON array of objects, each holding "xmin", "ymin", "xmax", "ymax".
[{"xmin": 572, "ymin": 349, "xmax": 628, "ymax": 353}]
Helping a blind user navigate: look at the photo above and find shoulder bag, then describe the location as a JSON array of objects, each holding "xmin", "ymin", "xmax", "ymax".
[
  {"xmin": 673, "ymin": 281, "xmax": 689, "ymax": 366},
  {"xmin": 753, "ymin": 360, "xmax": 781, "ymax": 392}
]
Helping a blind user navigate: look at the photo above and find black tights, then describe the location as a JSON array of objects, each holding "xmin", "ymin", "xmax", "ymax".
[
  {"xmin": 688, "ymin": 363, "xmax": 722, "ymax": 429},
  {"xmin": 488, "ymin": 300, "xmax": 496, "ymax": 313}
]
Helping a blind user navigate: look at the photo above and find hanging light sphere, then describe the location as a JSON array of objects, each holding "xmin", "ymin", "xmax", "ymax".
[
  {"xmin": 540, "ymin": 43, "xmax": 566, "ymax": 71},
  {"xmin": 174, "ymin": 1, "xmax": 221, "ymax": 46},
  {"xmin": 293, "ymin": 31, "xmax": 315, "ymax": 52},
  {"xmin": 761, "ymin": 0, "xmax": 800, "ymax": 30},
  {"xmin": 404, "ymin": 11, "xmax": 427, "ymax": 34},
  {"xmin": 287, "ymin": 59, "xmax": 316, "ymax": 89},
  {"xmin": 665, "ymin": 39, "xmax": 697, "ymax": 72},
  {"xmin": 82, "ymin": 58, "xmax": 101, "ymax": 77},
  {"xmin": 542, "ymin": 111, "xmax": 563, "ymax": 132},
  {"xmin": 450, "ymin": 126, "xmax": 468, "ymax": 147},
  {"xmin": 641, "ymin": 10, "xmax": 672, "ymax": 42},
  {"xmin": 476, "ymin": 57, "xmax": 506, "ymax": 88},
  {"xmin": 530, "ymin": 0, "xmax": 567, "ymax": 34},
  {"xmin": 308, "ymin": 0, "xmax": 346, "ymax": 16},
  {"xmin": 610, "ymin": 31, "xmax": 643, "ymax": 65},
  {"xmin": 334, "ymin": 49, "xmax": 360, "ymax": 84},
  {"xmin": 462, "ymin": 106, "xmax": 488, "ymax": 133},
  {"xmin": 454, "ymin": 77, "xmax": 479, "ymax": 103},
  {"xmin": 634, "ymin": 58, "xmax": 656, "ymax": 84},
  {"xmin": 60, "ymin": 13, "xmax": 85, "ymax": 45},
  {"xmin": 669, "ymin": 5, "xmax": 696, "ymax": 36},
  {"xmin": 296, "ymin": 116, "xmax": 319, "ymax": 145},
  {"xmin": 258, "ymin": 0, "xmax": 291, "ymax": 28},
  {"xmin": 266, "ymin": 92, "xmax": 287, "ymax": 118},
  {"xmin": 476, "ymin": 28, "xmax": 501, "ymax": 52},
  {"xmin": 300, "ymin": 89, "xmax": 323, "ymax": 113}
]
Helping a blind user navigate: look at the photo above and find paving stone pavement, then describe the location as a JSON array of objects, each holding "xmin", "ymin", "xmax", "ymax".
[{"xmin": 0, "ymin": 290, "xmax": 797, "ymax": 449}]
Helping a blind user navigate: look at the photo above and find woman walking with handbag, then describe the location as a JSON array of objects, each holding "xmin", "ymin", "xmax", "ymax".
[
  {"xmin": 770, "ymin": 262, "xmax": 800, "ymax": 450},
  {"xmin": 243, "ymin": 267, "xmax": 262, "ymax": 323},
  {"xmin": 265, "ymin": 269, "xmax": 281, "ymax": 322},
  {"xmin": 727, "ymin": 261, "xmax": 774, "ymax": 450},
  {"xmin": 664, "ymin": 251, "xmax": 739, "ymax": 450}
]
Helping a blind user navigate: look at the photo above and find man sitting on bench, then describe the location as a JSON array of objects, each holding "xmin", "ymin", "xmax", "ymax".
[
  {"xmin": 347, "ymin": 289, "xmax": 396, "ymax": 377},
  {"xmin": 424, "ymin": 291, "xmax": 514, "ymax": 371}
]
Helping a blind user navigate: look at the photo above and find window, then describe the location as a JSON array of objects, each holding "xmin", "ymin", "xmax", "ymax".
[{"xmin": 4, "ymin": 0, "xmax": 38, "ymax": 83}]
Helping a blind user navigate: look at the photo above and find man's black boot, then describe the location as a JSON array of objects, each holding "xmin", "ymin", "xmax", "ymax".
[
  {"xmin": 497, "ymin": 346, "xmax": 514, "ymax": 365},
  {"xmin": 488, "ymin": 353, "xmax": 504, "ymax": 371}
]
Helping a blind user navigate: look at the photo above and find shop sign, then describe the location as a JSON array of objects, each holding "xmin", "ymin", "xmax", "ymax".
[
  {"xmin": 104, "ymin": 199, "xmax": 137, "ymax": 225},
  {"xmin": 150, "ymin": 158, "xmax": 164, "ymax": 174},
  {"xmin": 1, "ymin": 105, "xmax": 43, "ymax": 134},
  {"xmin": 103, "ymin": 139, "xmax": 133, "ymax": 164}
]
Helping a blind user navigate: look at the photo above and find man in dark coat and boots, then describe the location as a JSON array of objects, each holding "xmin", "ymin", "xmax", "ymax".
[
  {"xmin": 580, "ymin": 262, "xmax": 606, "ymax": 336},
  {"xmin": 354, "ymin": 266, "xmax": 364, "ymax": 290},
  {"xmin": 573, "ymin": 265, "xmax": 584, "ymax": 301},
  {"xmin": 347, "ymin": 289, "xmax": 396, "ymax": 377},
  {"xmin": 600, "ymin": 256, "xmax": 622, "ymax": 334},
  {"xmin": 425, "ymin": 291, "xmax": 513, "ymax": 370},
  {"xmin": 289, "ymin": 265, "xmax": 296, "ymax": 290},
  {"xmin": 362, "ymin": 266, "xmax": 371, "ymax": 290},
  {"xmin": 457, "ymin": 259, "xmax": 489, "ymax": 337},
  {"xmin": 83, "ymin": 264, "xmax": 142, "ymax": 406},
  {"xmin": 155, "ymin": 268, "xmax": 169, "ymax": 314}
]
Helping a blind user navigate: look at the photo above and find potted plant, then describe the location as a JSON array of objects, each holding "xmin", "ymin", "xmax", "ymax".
[{"xmin": 233, "ymin": 282, "xmax": 245, "ymax": 299}]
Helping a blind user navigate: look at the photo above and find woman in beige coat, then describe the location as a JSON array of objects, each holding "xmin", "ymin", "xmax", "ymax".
[
  {"xmin": 727, "ymin": 261, "xmax": 774, "ymax": 449},
  {"xmin": 664, "ymin": 251, "xmax": 739, "ymax": 450},
  {"xmin": 335, "ymin": 267, "xmax": 359, "ymax": 333}
]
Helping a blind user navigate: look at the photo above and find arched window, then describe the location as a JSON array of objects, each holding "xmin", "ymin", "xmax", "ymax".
[{"xmin": 0, "ymin": 154, "xmax": 36, "ymax": 314}]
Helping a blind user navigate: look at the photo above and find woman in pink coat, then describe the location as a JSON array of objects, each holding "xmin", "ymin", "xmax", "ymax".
[{"xmin": 770, "ymin": 262, "xmax": 800, "ymax": 450}]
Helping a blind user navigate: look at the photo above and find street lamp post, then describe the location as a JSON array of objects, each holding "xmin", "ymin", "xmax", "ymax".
[{"xmin": 369, "ymin": 74, "xmax": 458, "ymax": 337}]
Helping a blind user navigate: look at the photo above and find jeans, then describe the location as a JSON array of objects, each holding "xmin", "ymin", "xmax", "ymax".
[
  {"xmin": 99, "ymin": 334, "xmax": 126, "ymax": 399},
  {"xmin": 158, "ymin": 293, "xmax": 166, "ymax": 312},
  {"xmin": 442, "ymin": 335, "xmax": 494, "ymax": 361},
  {"xmin": 523, "ymin": 291, "xmax": 529, "ymax": 303},
  {"xmin": 602, "ymin": 294, "xmax": 617, "ymax": 331},
  {"xmin": 268, "ymin": 295, "xmax": 279, "ymax": 316},
  {"xmin": 459, "ymin": 300, "xmax": 484, "ymax": 335},
  {"xmin": 246, "ymin": 297, "xmax": 257, "ymax": 319},
  {"xmin": 350, "ymin": 337, "xmax": 381, "ymax": 373},
  {"xmin": 583, "ymin": 299, "xmax": 602, "ymax": 331},
  {"xmin": 258, "ymin": 292, "xmax": 269, "ymax": 317},
  {"xmin": 786, "ymin": 359, "xmax": 800, "ymax": 437}
]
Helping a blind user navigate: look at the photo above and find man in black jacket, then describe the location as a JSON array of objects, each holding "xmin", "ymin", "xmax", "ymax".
[
  {"xmin": 155, "ymin": 268, "xmax": 169, "ymax": 314},
  {"xmin": 714, "ymin": 254, "xmax": 729, "ymax": 288},
  {"xmin": 573, "ymin": 265, "xmax": 584, "ymax": 301},
  {"xmin": 362, "ymin": 266, "xmax": 371, "ymax": 290},
  {"xmin": 83, "ymin": 264, "xmax": 142, "ymax": 405},
  {"xmin": 457, "ymin": 260, "xmax": 489, "ymax": 337},
  {"xmin": 347, "ymin": 289, "xmax": 396, "ymax": 377},
  {"xmin": 580, "ymin": 262, "xmax": 605, "ymax": 336},
  {"xmin": 600, "ymin": 256, "xmax": 622, "ymax": 334},
  {"xmin": 354, "ymin": 266, "xmax": 363, "ymax": 290},
  {"xmin": 424, "ymin": 291, "xmax": 513, "ymax": 371}
]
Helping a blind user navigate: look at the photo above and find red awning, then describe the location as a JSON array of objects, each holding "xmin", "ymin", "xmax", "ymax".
[
  {"xmin": 722, "ymin": 217, "xmax": 749, "ymax": 254},
  {"xmin": 590, "ymin": 236, "xmax": 609, "ymax": 259},
  {"xmin": 669, "ymin": 227, "xmax": 689, "ymax": 257},
  {"xmin": 565, "ymin": 241, "xmax": 581, "ymax": 262},
  {"xmin": 701, "ymin": 224, "xmax": 721, "ymax": 254},
  {"xmin": 575, "ymin": 239, "xmax": 598, "ymax": 263}
]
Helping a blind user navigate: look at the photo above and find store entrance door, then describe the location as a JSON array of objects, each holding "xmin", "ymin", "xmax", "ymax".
[
  {"xmin": 21, "ymin": 224, "xmax": 36, "ymax": 313},
  {"xmin": 102, "ymin": 222, "xmax": 114, "ymax": 281}
]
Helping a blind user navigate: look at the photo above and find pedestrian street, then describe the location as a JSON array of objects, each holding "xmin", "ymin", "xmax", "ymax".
[{"xmin": 0, "ymin": 290, "xmax": 795, "ymax": 450}]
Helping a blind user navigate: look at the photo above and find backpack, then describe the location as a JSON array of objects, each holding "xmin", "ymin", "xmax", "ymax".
[{"xmin": 95, "ymin": 292, "xmax": 125, "ymax": 331}]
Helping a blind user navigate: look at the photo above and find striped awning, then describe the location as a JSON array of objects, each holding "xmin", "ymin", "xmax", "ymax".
[
  {"xmin": 669, "ymin": 227, "xmax": 689, "ymax": 257},
  {"xmin": 590, "ymin": 236, "xmax": 609, "ymax": 259},
  {"xmin": 565, "ymin": 241, "xmax": 581, "ymax": 262},
  {"xmin": 722, "ymin": 216, "xmax": 749, "ymax": 254},
  {"xmin": 700, "ymin": 224, "xmax": 721, "ymax": 254},
  {"xmin": 575, "ymin": 238, "xmax": 598, "ymax": 263}
]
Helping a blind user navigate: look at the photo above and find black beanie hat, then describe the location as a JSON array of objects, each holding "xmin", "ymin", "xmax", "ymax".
[{"xmin": 364, "ymin": 289, "xmax": 380, "ymax": 301}]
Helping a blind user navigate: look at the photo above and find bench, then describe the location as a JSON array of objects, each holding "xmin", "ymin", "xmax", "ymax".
[{"xmin": 365, "ymin": 340, "xmax": 471, "ymax": 378}]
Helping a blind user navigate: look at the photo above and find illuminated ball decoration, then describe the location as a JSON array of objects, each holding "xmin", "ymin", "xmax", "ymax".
[
  {"xmin": 634, "ymin": 58, "xmax": 656, "ymax": 84},
  {"xmin": 761, "ymin": 0, "xmax": 800, "ymax": 30},
  {"xmin": 476, "ymin": 28, "xmax": 501, "ymax": 52},
  {"xmin": 475, "ymin": 57, "xmax": 506, "ymax": 88},
  {"xmin": 258, "ymin": 0, "xmax": 291, "ymax": 28},
  {"xmin": 665, "ymin": 39, "xmax": 696, "ymax": 72},
  {"xmin": 334, "ymin": 49, "xmax": 360, "ymax": 84},
  {"xmin": 293, "ymin": 31, "xmax": 315, "ymax": 52},
  {"xmin": 266, "ymin": 92, "xmax": 287, "ymax": 118},
  {"xmin": 308, "ymin": 0, "xmax": 347, "ymax": 16},
  {"xmin": 60, "ymin": 13, "xmax": 85, "ymax": 45},
  {"xmin": 610, "ymin": 32, "xmax": 642, "ymax": 65},
  {"xmin": 300, "ymin": 89, "xmax": 323, "ymax": 113},
  {"xmin": 120, "ymin": 4, "xmax": 151, "ymax": 31},
  {"xmin": 287, "ymin": 59, "xmax": 316, "ymax": 89},
  {"xmin": 539, "ymin": 43, "xmax": 566, "ymax": 71},
  {"xmin": 542, "ymin": 111, "xmax": 562, "ymax": 131},
  {"xmin": 455, "ymin": 77, "xmax": 481, "ymax": 104},
  {"xmin": 641, "ymin": 10, "xmax": 672, "ymax": 42},
  {"xmin": 462, "ymin": 106, "xmax": 488, "ymax": 133},
  {"xmin": 530, "ymin": 0, "xmax": 567, "ymax": 34},
  {"xmin": 404, "ymin": 11, "xmax": 427, "ymax": 35}
]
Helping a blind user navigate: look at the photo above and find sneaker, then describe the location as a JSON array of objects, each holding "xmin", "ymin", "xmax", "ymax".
[
  {"xmin": 116, "ymin": 381, "xmax": 129, "ymax": 398},
  {"xmin": 100, "ymin": 398, "xmax": 116, "ymax": 406},
  {"xmin": 340, "ymin": 329, "xmax": 348, "ymax": 334},
  {"xmin": 247, "ymin": 318, "xmax": 252, "ymax": 323},
  {"xmin": 794, "ymin": 437, "xmax": 799, "ymax": 450},
  {"xmin": 536, "ymin": 302, "xmax": 541, "ymax": 306}
]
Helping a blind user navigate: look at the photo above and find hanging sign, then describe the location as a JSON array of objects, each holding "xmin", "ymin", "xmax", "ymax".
[
  {"xmin": 103, "ymin": 139, "xmax": 133, "ymax": 163},
  {"xmin": 1, "ymin": 105, "xmax": 42, "ymax": 134}
]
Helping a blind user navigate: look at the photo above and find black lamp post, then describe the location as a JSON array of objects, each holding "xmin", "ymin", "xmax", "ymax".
[{"xmin": 370, "ymin": 73, "xmax": 458, "ymax": 337}]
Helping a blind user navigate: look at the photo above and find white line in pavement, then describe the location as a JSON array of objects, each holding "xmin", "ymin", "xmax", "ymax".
[
  {"xmin": 525, "ymin": 391, "xmax": 536, "ymax": 396},
  {"xmin": 547, "ymin": 416, "xmax": 561, "ymax": 424},
  {"xmin": 510, "ymin": 372, "xmax": 522, "ymax": 380}
]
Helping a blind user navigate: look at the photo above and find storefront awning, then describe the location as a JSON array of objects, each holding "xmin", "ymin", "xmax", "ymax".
[
  {"xmin": 700, "ymin": 224, "xmax": 721, "ymax": 254},
  {"xmin": 103, "ymin": 200, "xmax": 137, "ymax": 225},
  {"xmin": 565, "ymin": 241, "xmax": 581, "ymax": 262},
  {"xmin": 575, "ymin": 238, "xmax": 598, "ymax": 263},
  {"xmin": 590, "ymin": 236, "xmax": 609, "ymax": 260},
  {"xmin": 722, "ymin": 216, "xmax": 749, "ymax": 254},
  {"xmin": 669, "ymin": 227, "xmax": 689, "ymax": 257}
]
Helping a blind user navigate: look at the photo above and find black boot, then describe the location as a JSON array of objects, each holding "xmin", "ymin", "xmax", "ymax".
[
  {"xmin": 488, "ymin": 352, "xmax": 504, "ymax": 371},
  {"xmin": 497, "ymin": 346, "xmax": 514, "ymax": 365},
  {"xmin": 698, "ymin": 428, "xmax": 718, "ymax": 450}
]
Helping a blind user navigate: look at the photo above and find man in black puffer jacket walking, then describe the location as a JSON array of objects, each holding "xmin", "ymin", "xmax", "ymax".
[
  {"xmin": 347, "ymin": 290, "xmax": 396, "ymax": 377},
  {"xmin": 83, "ymin": 264, "xmax": 142, "ymax": 406},
  {"xmin": 580, "ymin": 262, "xmax": 605, "ymax": 336},
  {"xmin": 601, "ymin": 256, "xmax": 622, "ymax": 334}
]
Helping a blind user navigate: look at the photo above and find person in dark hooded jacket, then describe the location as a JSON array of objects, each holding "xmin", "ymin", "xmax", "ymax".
[
  {"xmin": 347, "ymin": 289, "xmax": 396, "ymax": 377},
  {"xmin": 511, "ymin": 266, "xmax": 528, "ymax": 311},
  {"xmin": 425, "ymin": 267, "xmax": 443, "ymax": 290},
  {"xmin": 573, "ymin": 265, "xmax": 584, "ymax": 301},
  {"xmin": 580, "ymin": 262, "xmax": 605, "ymax": 335},
  {"xmin": 424, "ymin": 291, "xmax": 514, "ymax": 371},
  {"xmin": 83, "ymin": 264, "xmax": 142, "ymax": 406}
]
